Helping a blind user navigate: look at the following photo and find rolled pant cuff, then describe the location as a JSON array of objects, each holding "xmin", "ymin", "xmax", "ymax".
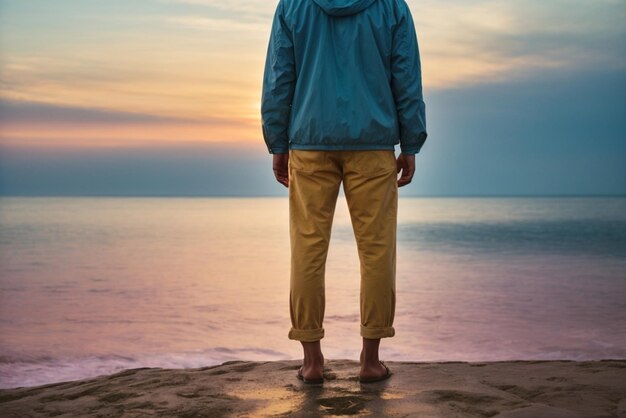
[
  {"xmin": 288, "ymin": 327, "xmax": 324, "ymax": 342},
  {"xmin": 361, "ymin": 325, "xmax": 395, "ymax": 339}
]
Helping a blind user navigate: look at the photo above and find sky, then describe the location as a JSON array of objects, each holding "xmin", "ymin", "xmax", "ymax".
[{"xmin": 0, "ymin": 0, "xmax": 624, "ymax": 196}]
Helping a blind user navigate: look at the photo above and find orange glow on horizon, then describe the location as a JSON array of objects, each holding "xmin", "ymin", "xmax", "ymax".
[{"xmin": 0, "ymin": 119, "xmax": 262, "ymax": 148}]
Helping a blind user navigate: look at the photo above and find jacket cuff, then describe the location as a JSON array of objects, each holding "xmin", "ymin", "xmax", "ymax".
[
  {"xmin": 268, "ymin": 146, "xmax": 289, "ymax": 154},
  {"xmin": 400, "ymin": 147, "xmax": 419, "ymax": 155},
  {"xmin": 400, "ymin": 132, "xmax": 427, "ymax": 155}
]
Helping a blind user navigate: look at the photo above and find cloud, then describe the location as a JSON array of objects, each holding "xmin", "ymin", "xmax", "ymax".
[
  {"xmin": 0, "ymin": 48, "xmax": 261, "ymax": 123},
  {"xmin": 156, "ymin": 0, "xmax": 274, "ymax": 20},
  {"xmin": 409, "ymin": 0, "xmax": 626, "ymax": 88},
  {"xmin": 154, "ymin": 0, "xmax": 275, "ymax": 35},
  {"xmin": 0, "ymin": 99, "xmax": 206, "ymax": 126},
  {"xmin": 163, "ymin": 15, "xmax": 267, "ymax": 32},
  {"xmin": 0, "ymin": 99, "xmax": 260, "ymax": 148}
]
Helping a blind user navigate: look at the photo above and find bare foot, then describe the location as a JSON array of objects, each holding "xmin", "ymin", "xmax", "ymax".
[
  {"xmin": 301, "ymin": 353, "xmax": 324, "ymax": 381},
  {"xmin": 359, "ymin": 360, "xmax": 389, "ymax": 381},
  {"xmin": 359, "ymin": 338, "xmax": 389, "ymax": 380},
  {"xmin": 301, "ymin": 341, "xmax": 324, "ymax": 381}
]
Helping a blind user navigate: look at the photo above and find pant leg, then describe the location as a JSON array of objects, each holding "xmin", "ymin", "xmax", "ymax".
[
  {"xmin": 288, "ymin": 149, "xmax": 342, "ymax": 342},
  {"xmin": 341, "ymin": 150, "xmax": 398, "ymax": 339}
]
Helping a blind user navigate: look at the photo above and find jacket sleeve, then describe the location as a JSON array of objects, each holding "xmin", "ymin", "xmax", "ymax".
[
  {"xmin": 261, "ymin": 0, "xmax": 296, "ymax": 154},
  {"xmin": 390, "ymin": 2, "xmax": 428, "ymax": 155}
]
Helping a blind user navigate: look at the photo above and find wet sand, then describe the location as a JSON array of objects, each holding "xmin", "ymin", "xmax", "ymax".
[{"xmin": 1, "ymin": 359, "xmax": 625, "ymax": 417}]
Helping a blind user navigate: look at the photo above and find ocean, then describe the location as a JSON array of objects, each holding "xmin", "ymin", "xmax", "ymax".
[{"xmin": 1, "ymin": 196, "xmax": 625, "ymax": 389}]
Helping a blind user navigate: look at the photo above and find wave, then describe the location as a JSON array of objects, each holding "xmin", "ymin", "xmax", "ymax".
[
  {"xmin": 0, "ymin": 347, "xmax": 290, "ymax": 389},
  {"xmin": 337, "ymin": 219, "xmax": 626, "ymax": 258}
]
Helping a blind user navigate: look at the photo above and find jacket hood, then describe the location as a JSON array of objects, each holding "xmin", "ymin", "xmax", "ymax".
[{"xmin": 312, "ymin": 0, "xmax": 378, "ymax": 17}]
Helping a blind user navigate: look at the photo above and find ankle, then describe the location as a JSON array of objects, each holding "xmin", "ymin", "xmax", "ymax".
[
  {"xmin": 301, "ymin": 341, "xmax": 324, "ymax": 366},
  {"xmin": 361, "ymin": 337, "xmax": 381, "ymax": 366},
  {"xmin": 304, "ymin": 352, "xmax": 324, "ymax": 364},
  {"xmin": 361, "ymin": 355, "xmax": 380, "ymax": 367}
]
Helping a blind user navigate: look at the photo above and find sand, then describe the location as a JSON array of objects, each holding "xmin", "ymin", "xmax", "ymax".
[{"xmin": 1, "ymin": 359, "xmax": 625, "ymax": 417}]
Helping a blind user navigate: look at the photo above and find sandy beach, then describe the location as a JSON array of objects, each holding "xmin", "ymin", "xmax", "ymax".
[{"xmin": 1, "ymin": 359, "xmax": 624, "ymax": 417}]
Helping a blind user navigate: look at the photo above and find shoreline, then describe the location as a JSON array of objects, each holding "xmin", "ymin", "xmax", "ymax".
[{"xmin": 1, "ymin": 359, "xmax": 625, "ymax": 417}]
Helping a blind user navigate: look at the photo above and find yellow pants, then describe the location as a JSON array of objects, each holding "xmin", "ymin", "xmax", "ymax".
[{"xmin": 288, "ymin": 149, "xmax": 398, "ymax": 342}]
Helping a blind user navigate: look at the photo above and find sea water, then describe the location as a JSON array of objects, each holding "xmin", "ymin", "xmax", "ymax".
[{"xmin": 1, "ymin": 196, "xmax": 625, "ymax": 388}]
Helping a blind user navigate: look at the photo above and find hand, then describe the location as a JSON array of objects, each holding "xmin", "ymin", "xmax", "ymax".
[
  {"xmin": 396, "ymin": 153, "xmax": 415, "ymax": 187},
  {"xmin": 273, "ymin": 153, "xmax": 289, "ymax": 188}
]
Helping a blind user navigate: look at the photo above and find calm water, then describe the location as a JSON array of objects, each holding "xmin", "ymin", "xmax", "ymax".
[{"xmin": 1, "ymin": 196, "xmax": 625, "ymax": 389}]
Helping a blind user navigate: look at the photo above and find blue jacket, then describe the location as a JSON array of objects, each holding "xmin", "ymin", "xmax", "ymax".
[{"xmin": 261, "ymin": 0, "xmax": 427, "ymax": 155}]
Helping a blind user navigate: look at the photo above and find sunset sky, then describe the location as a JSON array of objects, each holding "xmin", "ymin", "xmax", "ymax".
[{"xmin": 0, "ymin": 0, "xmax": 624, "ymax": 196}]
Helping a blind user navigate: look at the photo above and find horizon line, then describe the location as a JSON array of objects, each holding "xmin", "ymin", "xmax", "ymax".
[{"xmin": 1, "ymin": 193, "xmax": 625, "ymax": 199}]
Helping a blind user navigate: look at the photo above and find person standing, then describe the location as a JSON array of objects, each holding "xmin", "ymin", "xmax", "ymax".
[{"xmin": 261, "ymin": 0, "xmax": 427, "ymax": 384}]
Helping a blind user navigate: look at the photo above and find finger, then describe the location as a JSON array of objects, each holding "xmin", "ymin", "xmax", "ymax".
[
  {"xmin": 397, "ymin": 169, "xmax": 413, "ymax": 187},
  {"xmin": 397, "ymin": 177, "xmax": 411, "ymax": 187},
  {"xmin": 402, "ymin": 161, "xmax": 415, "ymax": 176},
  {"xmin": 274, "ymin": 170, "xmax": 287, "ymax": 179},
  {"xmin": 275, "ymin": 172, "xmax": 289, "ymax": 185},
  {"xmin": 275, "ymin": 173, "xmax": 289, "ymax": 187}
]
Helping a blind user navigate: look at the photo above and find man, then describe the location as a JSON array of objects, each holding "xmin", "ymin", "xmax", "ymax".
[{"xmin": 261, "ymin": 0, "xmax": 427, "ymax": 384}]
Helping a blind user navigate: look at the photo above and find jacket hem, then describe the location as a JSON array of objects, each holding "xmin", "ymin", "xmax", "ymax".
[{"xmin": 289, "ymin": 143, "xmax": 397, "ymax": 151}]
